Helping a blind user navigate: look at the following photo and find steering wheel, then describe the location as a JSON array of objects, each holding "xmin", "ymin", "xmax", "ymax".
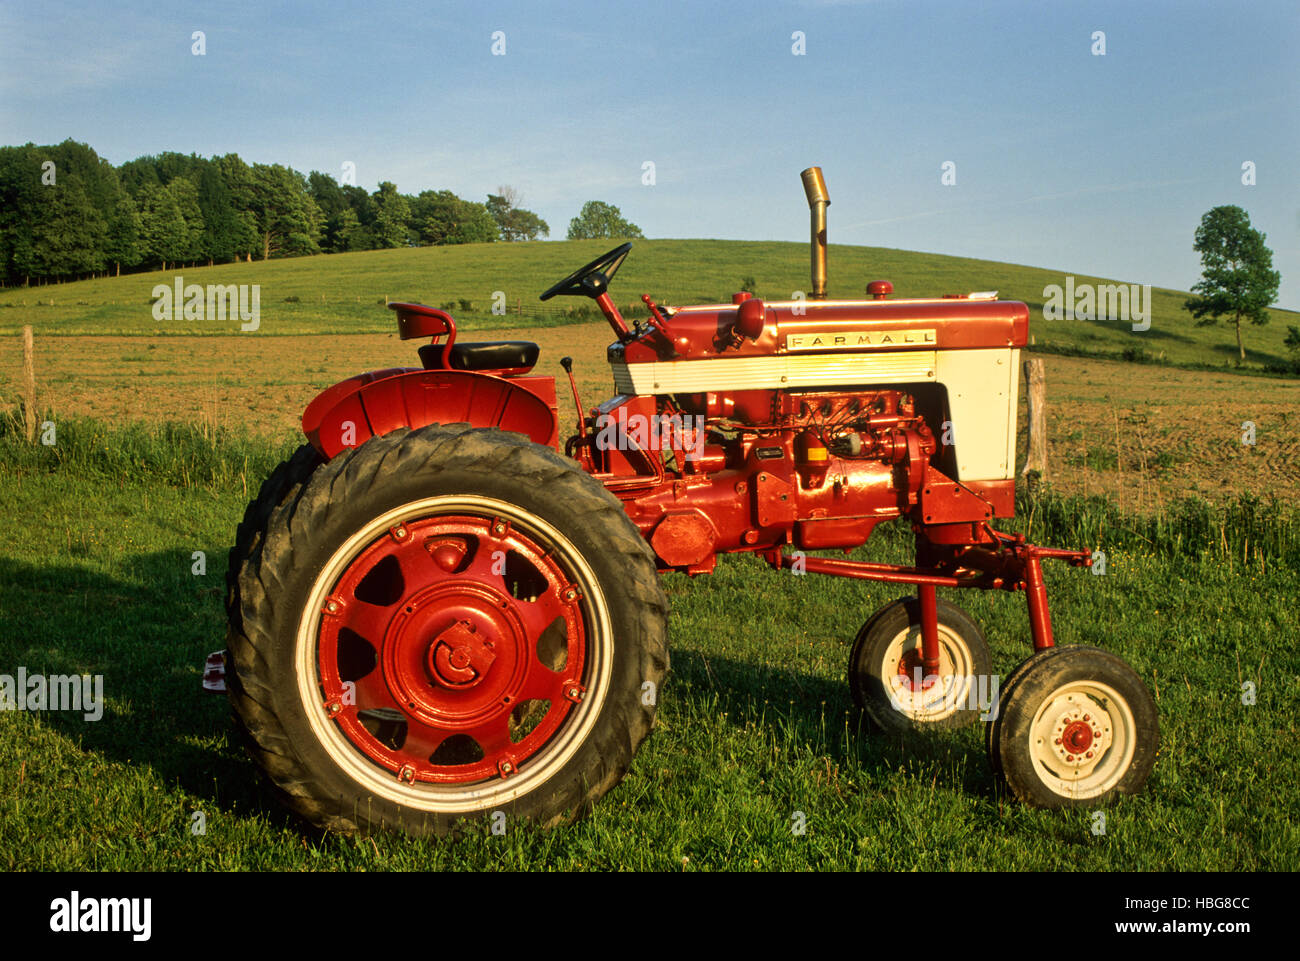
[{"xmin": 539, "ymin": 242, "xmax": 633, "ymax": 301}]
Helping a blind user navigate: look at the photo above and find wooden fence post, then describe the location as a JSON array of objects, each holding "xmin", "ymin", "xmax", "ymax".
[
  {"xmin": 1021, "ymin": 357, "xmax": 1047, "ymax": 481},
  {"xmin": 22, "ymin": 324, "xmax": 36, "ymax": 442}
]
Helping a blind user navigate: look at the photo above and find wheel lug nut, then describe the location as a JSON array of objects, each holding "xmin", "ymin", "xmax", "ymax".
[
  {"xmin": 1054, "ymin": 738, "xmax": 1062, "ymax": 745},
  {"xmin": 1066, "ymin": 755, "xmax": 1074, "ymax": 762},
  {"xmin": 1085, "ymin": 751, "xmax": 1094, "ymax": 758}
]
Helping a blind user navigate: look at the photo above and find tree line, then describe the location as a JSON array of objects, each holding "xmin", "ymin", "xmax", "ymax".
[{"xmin": 0, "ymin": 139, "xmax": 644, "ymax": 287}]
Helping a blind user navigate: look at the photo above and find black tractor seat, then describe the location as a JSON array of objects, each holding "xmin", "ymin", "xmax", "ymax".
[{"xmin": 420, "ymin": 340, "xmax": 540, "ymax": 374}]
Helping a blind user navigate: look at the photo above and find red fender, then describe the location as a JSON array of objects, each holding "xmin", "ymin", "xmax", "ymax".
[{"xmin": 302, "ymin": 368, "xmax": 559, "ymax": 459}]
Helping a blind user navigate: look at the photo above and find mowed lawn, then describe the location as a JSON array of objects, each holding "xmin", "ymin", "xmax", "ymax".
[{"xmin": 0, "ymin": 418, "xmax": 1296, "ymax": 871}]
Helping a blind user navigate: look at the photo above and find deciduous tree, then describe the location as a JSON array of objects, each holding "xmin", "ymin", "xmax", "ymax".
[
  {"xmin": 487, "ymin": 186, "xmax": 549, "ymax": 241},
  {"xmin": 1185, "ymin": 206, "xmax": 1281, "ymax": 364},
  {"xmin": 567, "ymin": 200, "xmax": 643, "ymax": 240}
]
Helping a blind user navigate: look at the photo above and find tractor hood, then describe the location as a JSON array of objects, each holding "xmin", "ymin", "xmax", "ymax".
[{"xmin": 610, "ymin": 295, "xmax": 1029, "ymax": 367}]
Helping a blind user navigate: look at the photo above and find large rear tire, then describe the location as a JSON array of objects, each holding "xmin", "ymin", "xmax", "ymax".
[
  {"xmin": 226, "ymin": 425, "xmax": 669, "ymax": 836},
  {"xmin": 225, "ymin": 442, "xmax": 322, "ymax": 625}
]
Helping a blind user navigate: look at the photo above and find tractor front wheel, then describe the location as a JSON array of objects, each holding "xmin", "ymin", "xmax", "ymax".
[
  {"xmin": 848, "ymin": 595, "xmax": 993, "ymax": 732},
  {"xmin": 989, "ymin": 646, "xmax": 1157, "ymax": 808},
  {"xmin": 226, "ymin": 424, "xmax": 669, "ymax": 836}
]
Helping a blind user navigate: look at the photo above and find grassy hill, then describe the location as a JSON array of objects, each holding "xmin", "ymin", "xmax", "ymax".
[{"xmin": 2, "ymin": 239, "xmax": 1297, "ymax": 371}]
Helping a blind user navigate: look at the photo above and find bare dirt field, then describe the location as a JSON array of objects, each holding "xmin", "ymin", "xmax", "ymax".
[{"xmin": 5, "ymin": 323, "xmax": 1297, "ymax": 511}]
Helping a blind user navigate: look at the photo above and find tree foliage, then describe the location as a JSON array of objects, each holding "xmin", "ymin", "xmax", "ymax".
[
  {"xmin": 103, "ymin": 195, "xmax": 141, "ymax": 275},
  {"xmin": 372, "ymin": 181, "xmax": 412, "ymax": 249},
  {"xmin": 0, "ymin": 139, "xmax": 522, "ymax": 285},
  {"xmin": 138, "ymin": 182, "xmax": 187, "ymax": 269},
  {"xmin": 567, "ymin": 200, "xmax": 643, "ymax": 240},
  {"xmin": 486, "ymin": 186, "xmax": 548, "ymax": 242},
  {"xmin": 412, "ymin": 190, "xmax": 499, "ymax": 245},
  {"xmin": 250, "ymin": 164, "xmax": 321, "ymax": 260},
  {"xmin": 1184, "ymin": 205, "xmax": 1281, "ymax": 364}
]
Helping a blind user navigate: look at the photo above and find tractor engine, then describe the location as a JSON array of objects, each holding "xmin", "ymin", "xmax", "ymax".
[
  {"xmin": 584, "ymin": 383, "xmax": 948, "ymax": 573},
  {"xmin": 678, "ymin": 384, "xmax": 939, "ymax": 480}
]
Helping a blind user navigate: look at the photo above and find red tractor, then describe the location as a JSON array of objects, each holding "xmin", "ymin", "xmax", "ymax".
[{"xmin": 224, "ymin": 168, "xmax": 1157, "ymax": 836}]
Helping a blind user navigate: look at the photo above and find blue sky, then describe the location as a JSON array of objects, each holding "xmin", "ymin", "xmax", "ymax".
[{"xmin": 2, "ymin": 0, "xmax": 1297, "ymax": 307}]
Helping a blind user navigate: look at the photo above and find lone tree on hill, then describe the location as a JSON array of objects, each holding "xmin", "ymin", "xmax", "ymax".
[
  {"xmin": 567, "ymin": 200, "xmax": 643, "ymax": 240},
  {"xmin": 1184, "ymin": 205, "xmax": 1280, "ymax": 365}
]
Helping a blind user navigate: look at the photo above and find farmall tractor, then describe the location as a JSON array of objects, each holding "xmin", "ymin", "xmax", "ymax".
[{"xmin": 223, "ymin": 168, "xmax": 1157, "ymax": 836}]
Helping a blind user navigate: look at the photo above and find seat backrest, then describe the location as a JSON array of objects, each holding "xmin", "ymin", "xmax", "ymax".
[{"xmin": 389, "ymin": 302, "xmax": 457, "ymax": 368}]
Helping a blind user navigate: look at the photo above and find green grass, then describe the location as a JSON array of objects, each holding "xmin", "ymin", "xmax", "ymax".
[
  {"xmin": 2, "ymin": 239, "xmax": 1298, "ymax": 372},
  {"xmin": 1, "ymin": 416, "xmax": 1297, "ymax": 870}
]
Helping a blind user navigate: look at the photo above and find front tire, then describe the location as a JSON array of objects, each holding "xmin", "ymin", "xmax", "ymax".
[
  {"xmin": 991, "ymin": 646, "xmax": 1157, "ymax": 808},
  {"xmin": 226, "ymin": 425, "xmax": 669, "ymax": 836},
  {"xmin": 847, "ymin": 595, "xmax": 993, "ymax": 732}
]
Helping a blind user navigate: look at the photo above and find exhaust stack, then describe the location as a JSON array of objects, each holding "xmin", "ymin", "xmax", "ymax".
[{"xmin": 800, "ymin": 166, "xmax": 830, "ymax": 300}]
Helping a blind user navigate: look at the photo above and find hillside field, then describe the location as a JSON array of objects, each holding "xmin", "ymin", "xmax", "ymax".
[{"xmin": 2, "ymin": 238, "xmax": 1299, "ymax": 370}]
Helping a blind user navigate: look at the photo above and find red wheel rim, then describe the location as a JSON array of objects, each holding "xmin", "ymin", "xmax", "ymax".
[{"xmin": 314, "ymin": 514, "xmax": 587, "ymax": 785}]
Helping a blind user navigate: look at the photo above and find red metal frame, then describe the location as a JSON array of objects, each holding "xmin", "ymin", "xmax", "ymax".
[{"xmin": 759, "ymin": 526, "xmax": 1090, "ymax": 657}]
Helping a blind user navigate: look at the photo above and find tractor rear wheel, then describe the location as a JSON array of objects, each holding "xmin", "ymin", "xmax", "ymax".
[
  {"xmin": 848, "ymin": 595, "xmax": 993, "ymax": 732},
  {"xmin": 226, "ymin": 424, "xmax": 669, "ymax": 836},
  {"xmin": 225, "ymin": 442, "xmax": 323, "ymax": 625},
  {"xmin": 990, "ymin": 646, "xmax": 1157, "ymax": 808}
]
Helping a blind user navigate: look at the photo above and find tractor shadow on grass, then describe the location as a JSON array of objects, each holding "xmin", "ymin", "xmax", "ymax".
[
  {"xmin": 662, "ymin": 648, "xmax": 999, "ymax": 802},
  {"xmin": 0, "ymin": 552, "xmax": 305, "ymax": 834}
]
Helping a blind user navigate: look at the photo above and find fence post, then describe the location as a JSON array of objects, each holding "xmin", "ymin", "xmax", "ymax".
[
  {"xmin": 22, "ymin": 324, "xmax": 36, "ymax": 442},
  {"xmin": 1021, "ymin": 357, "xmax": 1047, "ymax": 481}
]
